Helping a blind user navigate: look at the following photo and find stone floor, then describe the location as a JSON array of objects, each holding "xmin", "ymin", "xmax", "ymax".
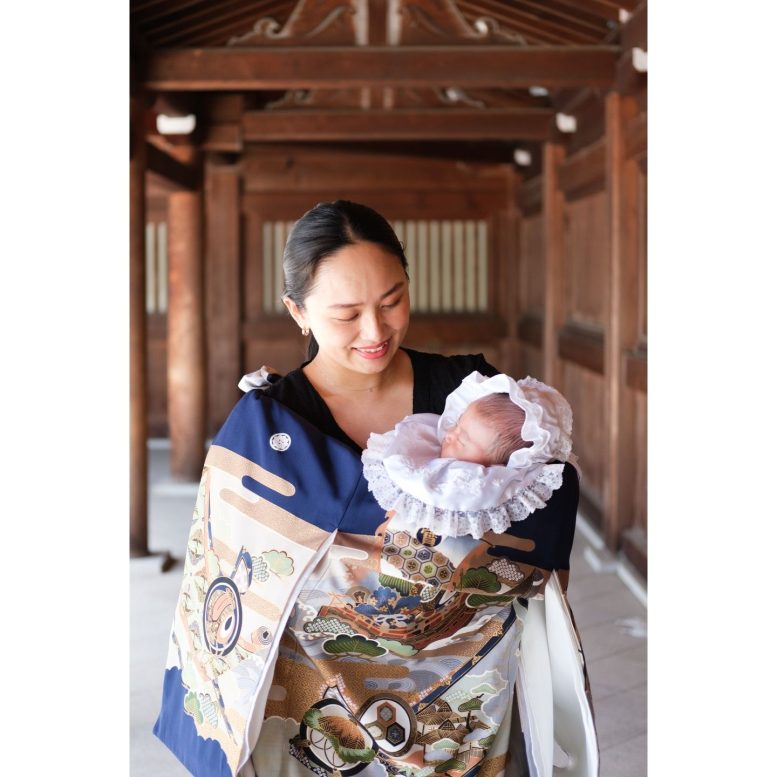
[{"xmin": 131, "ymin": 442, "xmax": 647, "ymax": 776}]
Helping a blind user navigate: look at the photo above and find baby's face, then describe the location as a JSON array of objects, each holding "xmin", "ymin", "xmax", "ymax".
[{"xmin": 440, "ymin": 405, "xmax": 498, "ymax": 466}]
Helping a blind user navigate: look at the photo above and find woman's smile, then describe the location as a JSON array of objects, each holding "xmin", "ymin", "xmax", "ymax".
[{"xmin": 353, "ymin": 339, "xmax": 391, "ymax": 359}]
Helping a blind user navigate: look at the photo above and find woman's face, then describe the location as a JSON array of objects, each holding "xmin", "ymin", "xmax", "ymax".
[{"xmin": 285, "ymin": 240, "xmax": 410, "ymax": 376}]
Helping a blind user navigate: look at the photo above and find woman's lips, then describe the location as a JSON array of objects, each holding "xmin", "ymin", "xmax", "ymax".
[{"xmin": 353, "ymin": 339, "xmax": 390, "ymax": 359}]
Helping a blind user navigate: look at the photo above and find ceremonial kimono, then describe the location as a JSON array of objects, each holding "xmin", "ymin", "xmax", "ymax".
[{"xmin": 154, "ymin": 358, "xmax": 597, "ymax": 777}]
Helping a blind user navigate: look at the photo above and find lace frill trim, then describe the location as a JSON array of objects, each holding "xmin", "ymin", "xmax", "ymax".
[{"xmin": 363, "ymin": 457, "xmax": 565, "ymax": 540}]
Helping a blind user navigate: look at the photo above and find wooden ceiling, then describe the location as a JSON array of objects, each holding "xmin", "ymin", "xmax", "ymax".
[
  {"xmin": 131, "ymin": 0, "xmax": 637, "ymax": 48},
  {"xmin": 131, "ymin": 0, "xmax": 646, "ymax": 168}
]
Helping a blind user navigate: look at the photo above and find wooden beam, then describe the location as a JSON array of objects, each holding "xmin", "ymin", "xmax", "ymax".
[
  {"xmin": 241, "ymin": 146, "xmax": 511, "ymax": 192},
  {"xmin": 143, "ymin": 46, "xmax": 620, "ymax": 90},
  {"xmin": 614, "ymin": 48, "xmax": 647, "ymax": 95},
  {"xmin": 541, "ymin": 141, "xmax": 565, "ymax": 384},
  {"xmin": 240, "ymin": 137, "xmax": 517, "ymax": 162},
  {"xmin": 620, "ymin": 1, "xmax": 647, "ymax": 51},
  {"xmin": 634, "ymin": 83, "xmax": 647, "ymax": 114},
  {"xmin": 557, "ymin": 322, "xmax": 605, "ymax": 374},
  {"xmin": 613, "ymin": 2, "xmax": 647, "ymax": 95},
  {"xmin": 146, "ymin": 141, "xmax": 199, "ymax": 190},
  {"xmin": 151, "ymin": 92, "xmax": 198, "ymax": 117},
  {"xmin": 518, "ymin": 312, "xmax": 543, "ymax": 347},
  {"xmin": 201, "ymin": 123, "xmax": 244, "ymax": 152},
  {"xmin": 241, "ymin": 317, "xmax": 298, "ymax": 340},
  {"xmin": 624, "ymin": 110, "xmax": 647, "ymax": 161},
  {"xmin": 553, "ymin": 86, "xmax": 596, "ymax": 115},
  {"xmin": 295, "ymin": 140, "xmax": 518, "ymax": 164},
  {"xmin": 130, "ymin": 95, "xmax": 149, "ymax": 557},
  {"xmin": 407, "ymin": 314, "xmax": 506, "ymax": 344},
  {"xmin": 204, "ymin": 93, "xmax": 245, "ymax": 122},
  {"xmin": 242, "ymin": 314, "xmax": 506, "ymax": 343},
  {"xmin": 242, "ymin": 108, "xmax": 555, "ymax": 141},
  {"xmin": 241, "ymin": 189, "xmax": 505, "ymax": 221},
  {"xmin": 518, "ymin": 175, "xmax": 542, "ymax": 216},
  {"xmin": 560, "ymin": 91, "xmax": 606, "ymax": 155},
  {"xmin": 559, "ymin": 138, "xmax": 605, "ymax": 199},
  {"xmin": 625, "ymin": 345, "xmax": 647, "ymax": 392}
]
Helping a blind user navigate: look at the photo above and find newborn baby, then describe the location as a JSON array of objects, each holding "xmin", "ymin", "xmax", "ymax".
[
  {"xmin": 362, "ymin": 371, "xmax": 577, "ymax": 539},
  {"xmin": 439, "ymin": 391, "xmax": 531, "ymax": 466}
]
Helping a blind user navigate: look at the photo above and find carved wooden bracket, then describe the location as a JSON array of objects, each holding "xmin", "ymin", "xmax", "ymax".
[
  {"xmin": 392, "ymin": 0, "xmax": 527, "ymax": 45},
  {"xmin": 229, "ymin": 0, "xmax": 366, "ymax": 47},
  {"xmin": 228, "ymin": 0, "xmax": 527, "ymax": 47}
]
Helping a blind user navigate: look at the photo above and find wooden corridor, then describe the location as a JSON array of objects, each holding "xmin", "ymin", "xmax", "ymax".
[{"xmin": 130, "ymin": 0, "xmax": 648, "ymax": 577}]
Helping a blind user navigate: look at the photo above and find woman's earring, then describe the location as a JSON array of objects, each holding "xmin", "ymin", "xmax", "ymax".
[{"xmin": 301, "ymin": 327, "xmax": 310, "ymax": 337}]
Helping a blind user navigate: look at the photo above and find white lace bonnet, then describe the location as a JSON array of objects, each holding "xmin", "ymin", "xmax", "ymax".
[{"xmin": 361, "ymin": 371, "xmax": 578, "ymax": 539}]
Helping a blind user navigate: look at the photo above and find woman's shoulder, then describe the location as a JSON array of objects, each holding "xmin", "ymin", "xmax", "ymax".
[{"xmin": 259, "ymin": 367, "xmax": 319, "ymax": 419}]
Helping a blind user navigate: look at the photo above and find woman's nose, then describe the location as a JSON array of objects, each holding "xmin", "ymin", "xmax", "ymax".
[{"xmin": 360, "ymin": 310, "xmax": 384, "ymax": 342}]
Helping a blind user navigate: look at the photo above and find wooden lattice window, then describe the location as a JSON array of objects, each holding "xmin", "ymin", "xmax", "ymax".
[
  {"xmin": 260, "ymin": 219, "xmax": 489, "ymax": 314},
  {"xmin": 394, "ymin": 220, "xmax": 489, "ymax": 313},
  {"xmin": 262, "ymin": 220, "xmax": 296, "ymax": 314},
  {"xmin": 145, "ymin": 221, "xmax": 168, "ymax": 314}
]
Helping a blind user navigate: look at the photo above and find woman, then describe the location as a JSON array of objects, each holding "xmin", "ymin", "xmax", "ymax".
[{"xmin": 154, "ymin": 201, "xmax": 597, "ymax": 777}]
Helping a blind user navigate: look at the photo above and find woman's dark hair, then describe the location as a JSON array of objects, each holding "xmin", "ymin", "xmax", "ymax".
[{"xmin": 282, "ymin": 200, "xmax": 409, "ymax": 359}]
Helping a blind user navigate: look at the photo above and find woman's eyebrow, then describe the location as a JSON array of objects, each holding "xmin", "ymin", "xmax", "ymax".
[
  {"xmin": 327, "ymin": 281, "xmax": 405, "ymax": 309},
  {"xmin": 380, "ymin": 281, "xmax": 405, "ymax": 299}
]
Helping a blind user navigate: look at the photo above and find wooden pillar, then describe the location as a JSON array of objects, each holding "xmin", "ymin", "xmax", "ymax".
[
  {"xmin": 167, "ymin": 189, "xmax": 206, "ymax": 480},
  {"xmin": 497, "ymin": 169, "xmax": 522, "ymax": 378},
  {"xmin": 604, "ymin": 91, "xmax": 640, "ymax": 550},
  {"xmin": 129, "ymin": 94, "xmax": 149, "ymax": 557},
  {"xmin": 205, "ymin": 155, "xmax": 241, "ymax": 433},
  {"xmin": 541, "ymin": 142, "xmax": 565, "ymax": 386}
]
